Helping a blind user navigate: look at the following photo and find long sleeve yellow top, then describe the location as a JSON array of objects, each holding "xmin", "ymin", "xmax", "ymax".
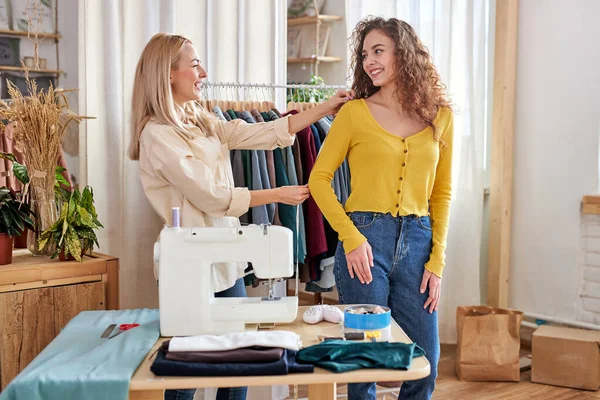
[{"xmin": 308, "ymin": 99, "xmax": 453, "ymax": 277}]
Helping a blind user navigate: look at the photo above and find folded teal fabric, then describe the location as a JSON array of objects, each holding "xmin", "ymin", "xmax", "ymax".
[
  {"xmin": 0, "ymin": 309, "xmax": 159, "ymax": 400},
  {"xmin": 296, "ymin": 340, "xmax": 425, "ymax": 373}
]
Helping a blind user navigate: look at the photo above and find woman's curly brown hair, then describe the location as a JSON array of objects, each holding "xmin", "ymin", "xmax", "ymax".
[{"xmin": 350, "ymin": 17, "xmax": 450, "ymax": 140}]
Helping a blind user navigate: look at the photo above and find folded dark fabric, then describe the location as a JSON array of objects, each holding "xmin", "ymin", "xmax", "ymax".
[
  {"xmin": 296, "ymin": 340, "xmax": 425, "ymax": 373},
  {"xmin": 165, "ymin": 346, "xmax": 284, "ymax": 363},
  {"xmin": 151, "ymin": 349, "xmax": 313, "ymax": 377}
]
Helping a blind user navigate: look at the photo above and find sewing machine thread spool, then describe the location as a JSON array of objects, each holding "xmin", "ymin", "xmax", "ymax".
[{"xmin": 172, "ymin": 207, "xmax": 181, "ymax": 228}]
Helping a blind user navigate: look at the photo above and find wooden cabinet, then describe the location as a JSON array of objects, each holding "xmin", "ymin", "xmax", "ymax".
[{"xmin": 0, "ymin": 250, "xmax": 119, "ymax": 390}]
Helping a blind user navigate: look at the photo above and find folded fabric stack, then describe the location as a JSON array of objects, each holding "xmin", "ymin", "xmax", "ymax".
[
  {"xmin": 296, "ymin": 340, "xmax": 426, "ymax": 373},
  {"xmin": 151, "ymin": 330, "xmax": 314, "ymax": 377}
]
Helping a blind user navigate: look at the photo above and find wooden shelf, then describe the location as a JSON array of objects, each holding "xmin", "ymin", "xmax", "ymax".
[
  {"xmin": 288, "ymin": 56, "xmax": 342, "ymax": 64},
  {"xmin": 288, "ymin": 15, "xmax": 343, "ymax": 27},
  {"xmin": 0, "ymin": 65, "xmax": 63, "ymax": 75},
  {"xmin": 0, "ymin": 29, "xmax": 61, "ymax": 39},
  {"xmin": 582, "ymin": 195, "xmax": 600, "ymax": 214}
]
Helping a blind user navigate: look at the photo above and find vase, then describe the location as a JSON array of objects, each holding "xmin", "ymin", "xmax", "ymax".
[
  {"xmin": 13, "ymin": 228, "xmax": 28, "ymax": 248},
  {"xmin": 0, "ymin": 233, "xmax": 13, "ymax": 265},
  {"xmin": 27, "ymin": 196, "xmax": 58, "ymax": 256}
]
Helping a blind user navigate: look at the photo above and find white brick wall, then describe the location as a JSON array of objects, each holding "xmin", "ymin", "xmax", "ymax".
[
  {"xmin": 583, "ymin": 266, "xmax": 600, "ymax": 283},
  {"xmin": 578, "ymin": 213, "xmax": 600, "ymax": 323}
]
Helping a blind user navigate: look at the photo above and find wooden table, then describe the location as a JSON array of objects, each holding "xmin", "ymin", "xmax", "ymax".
[{"xmin": 129, "ymin": 306, "xmax": 430, "ymax": 400}]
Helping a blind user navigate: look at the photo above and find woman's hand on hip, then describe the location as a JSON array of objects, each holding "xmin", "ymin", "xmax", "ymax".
[
  {"xmin": 276, "ymin": 185, "xmax": 310, "ymax": 205},
  {"xmin": 324, "ymin": 89, "xmax": 355, "ymax": 115},
  {"xmin": 421, "ymin": 270, "xmax": 441, "ymax": 313},
  {"xmin": 345, "ymin": 241, "xmax": 374, "ymax": 284}
]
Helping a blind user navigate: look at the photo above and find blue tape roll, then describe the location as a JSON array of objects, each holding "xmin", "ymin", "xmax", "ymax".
[{"xmin": 343, "ymin": 305, "xmax": 391, "ymax": 330}]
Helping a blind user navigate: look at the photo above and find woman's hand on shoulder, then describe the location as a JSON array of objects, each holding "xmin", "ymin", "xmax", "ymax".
[{"xmin": 324, "ymin": 89, "xmax": 355, "ymax": 115}]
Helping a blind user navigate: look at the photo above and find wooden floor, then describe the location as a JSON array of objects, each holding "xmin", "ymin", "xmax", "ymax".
[{"xmin": 287, "ymin": 344, "xmax": 600, "ymax": 399}]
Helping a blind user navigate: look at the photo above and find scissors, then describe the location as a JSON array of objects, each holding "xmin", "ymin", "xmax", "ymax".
[{"xmin": 108, "ymin": 323, "xmax": 140, "ymax": 339}]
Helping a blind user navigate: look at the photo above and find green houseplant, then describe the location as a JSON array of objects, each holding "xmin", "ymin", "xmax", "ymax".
[
  {"xmin": 0, "ymin": 188, "xmax": 35, "ymax": 265},
  {"xmin": 38, "ymin": 186, "xmax": 103, "ymax": 262},
  {"xmin": 0, "ymin": 151, "xmax": 32, "ymax": 249},
  {"xmin": 0, "ymin": 152, "xmax": 35, "ymax": 264},
  {"xmin": 286, "ymin": 75, "xmax": 333, "ymax": 103}
]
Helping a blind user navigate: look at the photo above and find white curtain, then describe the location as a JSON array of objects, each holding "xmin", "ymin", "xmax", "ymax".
[{"xmin": 346, "ymin": 0, "xmax": 489, "ymax": 343}]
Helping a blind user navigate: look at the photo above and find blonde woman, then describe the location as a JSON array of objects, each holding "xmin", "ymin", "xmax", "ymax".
[{"xmin": 128, "ymin": 33, "xmax": 352, "ymax": 400}]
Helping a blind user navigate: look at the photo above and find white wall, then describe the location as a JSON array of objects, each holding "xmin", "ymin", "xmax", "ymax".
[{"xmin": 509, "ymin": 0, "xmax": 600, "ymax": 320}]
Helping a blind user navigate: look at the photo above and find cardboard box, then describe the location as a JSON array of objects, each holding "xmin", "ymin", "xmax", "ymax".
[{"xmin": 532, "ymin": 325, "xmax": 600, "ymax": 390}]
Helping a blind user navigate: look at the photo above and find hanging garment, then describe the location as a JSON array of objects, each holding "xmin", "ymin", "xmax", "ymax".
[
  {"xmin": 239, "ymin": 110, "xmax": 255, "ymax": 124},
  {"xmin": 265, "ymin": 149, "xmax": 281, "ymax": 225},
  {"xmin": 310, "ymin": 124, "xmax": 322, "ymax": 151},
  {"xmin": 213, "ymin": 106, "xmax": 228, "ymax": 122},
  {"xmin": 281, "ymin": 141, "xmax": 306, "ymax": 264},
  {"xmin": 241, "ymin": 111, "xmax": 270, "ymax": 225},
  {"xmin": 306, "ymin": 116, "xmax": 349, "ymax": 291},
  {"xmin": 292, "ymin": 139, "xmax": 303, "ymax": 185},
  {"xmin": 274, "ymin": 148, "xmax": 301, "ymax": 264},
  {"xmin": 251, "ymin": 110, "xmax": 280, "ymax": 225},
  {"xmin": 226, "ymin": 110, "xmax": 237, "ymax": 120},
  {"xmin": 284, "ymin": 110, "xmax": 327, "ymax": 281},
  {"xmin": 251, "ymin": 109, "xmax": 264, "ymax": 122}
]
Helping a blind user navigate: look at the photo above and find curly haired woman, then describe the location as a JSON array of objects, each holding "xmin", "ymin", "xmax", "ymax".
[{"xmin": 308, "ymin": 17, "xmax": 454, "ymax": 400}]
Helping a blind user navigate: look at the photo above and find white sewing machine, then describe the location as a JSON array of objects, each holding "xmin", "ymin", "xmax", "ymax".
[{"xmin": 154, "ymin": 212, "xmax": 299, "ymax": 336}]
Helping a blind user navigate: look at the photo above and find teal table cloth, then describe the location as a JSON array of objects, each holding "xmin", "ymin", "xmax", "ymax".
[{"xmin": 0, "ymin": 309, "xmax": 159, "ymax": 400}]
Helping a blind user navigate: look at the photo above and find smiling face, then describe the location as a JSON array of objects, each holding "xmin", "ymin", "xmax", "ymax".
[
  {"xmin": 361, "ymin": 29, "xmax": 397, "ymax": 89},
  {"xmin": 170, "ymin": 43, "xmax": 207, "ymax": 107}
]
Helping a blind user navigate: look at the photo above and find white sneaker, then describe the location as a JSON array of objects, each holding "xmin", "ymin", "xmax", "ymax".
[
  {"xmin": 322, "ymin": 305, "xmax": 344, "ymax": 324},
  {"xmin": 303, "ymin": 305, "xmax": 344, "ymax": 324},
  {"xmin": 302, "ymin": 305, "xmax": 324, "ymax": 324}
]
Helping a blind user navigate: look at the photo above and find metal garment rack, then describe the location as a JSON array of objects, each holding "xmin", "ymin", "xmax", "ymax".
[
  {"xmin": 200, "ymin": 81, "xmax": 349, "ymax": 110},
  {"xmin": 201, "ymin": 81, "xmax": 348, "ymax": 303}
]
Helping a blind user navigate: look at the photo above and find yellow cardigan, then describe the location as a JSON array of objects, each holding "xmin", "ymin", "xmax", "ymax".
[{"xmin": 308, "ymin": 99, "xmax": 453, "ymax": 277}]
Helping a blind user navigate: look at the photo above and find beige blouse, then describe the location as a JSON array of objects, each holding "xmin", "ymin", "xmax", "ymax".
[{"xmin": 139, "ymin": 115, "xmax": 293, "ymax": 292}]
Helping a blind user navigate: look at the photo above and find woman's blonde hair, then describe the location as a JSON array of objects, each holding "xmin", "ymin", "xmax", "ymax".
[{"xmin": 128, "ymin": 33, "xmax": 214, "ymax": 160}]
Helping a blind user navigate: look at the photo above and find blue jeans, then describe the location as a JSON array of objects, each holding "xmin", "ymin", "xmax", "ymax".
[
  {"xmin": 164, "ymin": 278, "xmax": 248, "ymax": 400},
  {"xmin": 334, "ymin": 212, "xmax": 440, "ymax": 400}
]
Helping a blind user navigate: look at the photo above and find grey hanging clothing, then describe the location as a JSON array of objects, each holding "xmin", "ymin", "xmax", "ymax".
[
  {"xmin": 239, "ymin": 111, "xmax": 270, "ymax": 225},
  {"xmin": 213, "ymin": 106, "xmax": 228, "ymax": 121},
  {"xmin": 282, "ymin": 144, "xmax": 307, "ymax": 264},
  {"xmin": 257, "ymin": 149, "xmax": 275, "ymax": 223},
  {"xmin": 265, "ymin": 150, "xmax": 281, "ymax": 225}
]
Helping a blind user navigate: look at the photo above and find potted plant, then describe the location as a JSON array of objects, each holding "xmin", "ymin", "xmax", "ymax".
[
  {"xmin": 0, "ymin": 187, "xmax": 35, "ymax": 265},
  {"xmin": 0, "ymin": 151, "xmax": 32, "ymax": 250},
  {"xmin": 38, "ymin": 186, "xmax": 103, "ymax": 262}
]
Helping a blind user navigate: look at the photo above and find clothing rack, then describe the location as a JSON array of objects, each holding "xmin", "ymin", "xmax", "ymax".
[
  {"xmin": 205, "ymin": 81, "xmax": 348, "ymax": 305},
  {"xmin": 200, "ymin": 81, "xmax": 348, "ymax": 110}
]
